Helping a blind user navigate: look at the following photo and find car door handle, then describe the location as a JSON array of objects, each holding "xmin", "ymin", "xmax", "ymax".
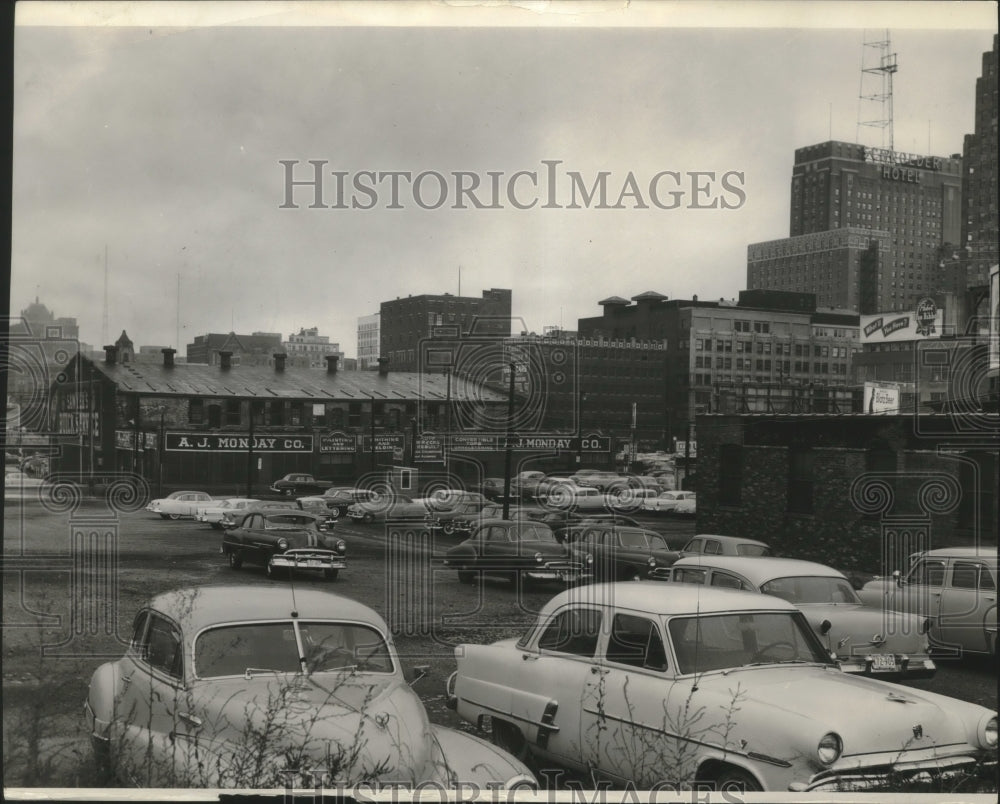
[
  {"xmin": 522, "ymin": 653, "xmax": 538, "ymax": 661},
  {"xmin": 179, "ymin": 712, "xmax": 202, "ymax": 728},
  {"xmin": 590, "ymin": 666, "xmax": 608, "ymax": 675}
]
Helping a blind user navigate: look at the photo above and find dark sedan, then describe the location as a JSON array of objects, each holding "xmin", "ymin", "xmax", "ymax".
[
  {"xmin": 442, "ymin": 519, "xmax": 591, "ymax": 586},
  {"xmin": 567, "ymin": 524, "xmax": 687, "ymax": 581},
  {"xmin": 297, "ymin": 487, "xmax": 379, "ymax": 522},
  {"xmin": 221, "ymin": 510, "xmax": 347, "ymax": 580},
  {"xmin": 268, "ymin": 473, "xmax": 334, "ymax": 496}
]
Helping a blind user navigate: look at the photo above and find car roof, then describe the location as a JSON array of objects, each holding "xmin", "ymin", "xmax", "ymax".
[
  {"xmin": 918, "ymin": 546, "xmax": 997, "ymax": 562},
  {"xmin": 541, "ymin": 582, "xmax": 797, "ymax": 618},
  {"xmin": 689, "ymin": 533, "xmax": 767, "ymax": 546},
  {"xmin": 147, "ymin": 585, "xmax": 387, "ymax": 634},
  {"xmin": 673, "ymin": 555, "xmax": 843, "ymax": 582}
]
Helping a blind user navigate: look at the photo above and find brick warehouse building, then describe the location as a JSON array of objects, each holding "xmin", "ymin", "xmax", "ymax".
[
  {"xmin": 695, "ymin": 413, "xmax": 998, "ymax": 577},
  {"xmin": 48, "ymin": 346, "xmax": 527, "ymax": 493}
]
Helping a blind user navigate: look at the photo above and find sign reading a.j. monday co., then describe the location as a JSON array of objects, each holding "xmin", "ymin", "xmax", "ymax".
[{"xmin": 165, "ymin": 433, "xmax": 313, "ymax": 452}]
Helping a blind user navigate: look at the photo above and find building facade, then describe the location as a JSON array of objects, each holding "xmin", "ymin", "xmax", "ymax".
[
  {"xmin": 379, "ymin": 288, "xmax": 512, "ymax": 372},
  {"xmin": 186, "ymin": 332, "xmax": 284, "ymax": 366},
  {"xmin": 284, "ymin": 327, "xmax": 342, "ymax": 369},
  {"xmin": 961, "ymin": 34, "xmax": 999, "ymax": 290},
  {"xmin": 578, "ymin": 290, "xmax": 861, "ymax": 440},
  {"xmin": 357, "ymin": 312, "xmax": 380, "ymax": 370},
  {"xmin": 748, "ymin": 140, "xmax": 963, "ymax": 313}
]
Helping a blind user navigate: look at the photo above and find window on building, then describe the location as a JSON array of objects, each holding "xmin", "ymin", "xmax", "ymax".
[
  {"xmin": 754, "ymin": 322, "xmax": 770, "ymax": 334},
  {"xmin": 188, "ymin": 399, "xmax": 204, "ymax": 425},
  {"xmin": 289, "ymin": 401, "xmax": 303, "ymax": 426},
  {"xmin": 787, "ymin": 446, "xmax": 814, "ymax": 514}
]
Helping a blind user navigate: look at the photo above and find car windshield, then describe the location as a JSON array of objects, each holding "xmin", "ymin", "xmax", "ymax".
[
  {"xmin": 667, "ymin": 611, "xmax": 831, "ymax": 674},
  {"xmin": 264, "ymin": 515, "xmax": 315, "ymax": 529},
  {"xmin": 737, "ymin": 543, "xmax": 771, "ymax": 557},
  {"xmin": 195, "ymin": 621, "xmax": 394, "ymax": 677},
  {"xmin": 513, "ymin": 524, "xmax": 557, "ymax": 543},
  {"xmin": 760, "ymin": 576, "xmax": 860, "ymax": 605}
]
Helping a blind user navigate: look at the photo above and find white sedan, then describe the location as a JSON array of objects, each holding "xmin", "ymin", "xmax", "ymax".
[
  {"xmin": 145, "ymin": 490, "xmax": 213, "ymax": 520},
  {"xmin": 641, "ymin": 490, "xmax": 696, "ymax": 515},
  {"xmin": 195, "ymin": 498, "xmax": 260, "ymax": 528}
]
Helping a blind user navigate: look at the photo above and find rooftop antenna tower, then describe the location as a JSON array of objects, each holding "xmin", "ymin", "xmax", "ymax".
[
  {"xmin": 101, "ymin": 245, "xmax": 109, "ymax": 346},
  {"xmin": 856, "ymin": 29, "xmax": 898, "ymax": 150}
]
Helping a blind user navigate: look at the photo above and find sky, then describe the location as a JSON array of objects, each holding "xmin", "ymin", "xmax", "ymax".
[{"xmin": 10, "ymin": 1, "xmax": 998, "ymax": 358}]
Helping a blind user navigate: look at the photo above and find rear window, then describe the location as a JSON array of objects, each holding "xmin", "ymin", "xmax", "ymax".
[{"xmin": 736, "ymin": 543, "xmax": 770, "ymax": 557}]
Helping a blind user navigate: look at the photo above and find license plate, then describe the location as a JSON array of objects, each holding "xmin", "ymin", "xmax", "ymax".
[
  {"xmin": 306, "ymin": 560, "xmax": 322, "ymax": 567},
  {"xmin": 871, "ymin": 654, "xmax": 897, "ymax": 671}
]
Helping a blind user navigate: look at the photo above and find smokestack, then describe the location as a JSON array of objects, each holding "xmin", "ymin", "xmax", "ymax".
[
  {"xmin": 219, "ymin": 350, "xmax": 233, "ymax": 370},
  {"xmin": 274, "ymin": 353, "xmax": 287, "ymax": 372},
  {"xmin": 162, "ymin": 347, "xmax": 176, "ymax": 368},
  {"xmin": 325, "ymin": 354, "xmax": 340, "ymax": 374},
  {"xmin": 104, "ymin": 345, "xmax": 117, "ymax": 365},
  {"xmin": 377, "ymin": 356, "xmax": 390, "ymax": 376}
]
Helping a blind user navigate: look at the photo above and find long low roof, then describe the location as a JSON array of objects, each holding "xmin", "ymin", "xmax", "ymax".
[{"xmin": 83, "ymin": 356, "xmax": 508, "ymax": 402}]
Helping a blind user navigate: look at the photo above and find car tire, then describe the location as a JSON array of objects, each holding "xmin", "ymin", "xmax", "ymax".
[
  {"xmin": 713, "ymin": 766, "xmax": 762, "ymax": 793},
  {"xmin": 324, "ymin": 569, "xmax": 339, "ymax": 581},
  {"xmin": 457, "ymin": 569, "xmax": 475, "ymax": 584},
  {"xmin": 91, "ymin": 737, "xmax": 113, "ymax": 784},
  {"xmin": 159, "ymin": 513, "xmax": 169, "ymax": 519},
  {"xmin": 491, "ymin": 719, "xmax": 529, "ymax": 762},
  {"xmin": 283, "ymin": 489, "xmax": 293, "ymax": 497},
  {"xmin": 442, "ymin": 521, "xmax": 456, "ymax": 535},
  {"xmin": 362, "ymin": 512, "xmax": 375, "ymax": 524},
  {"xmin": 168, "ymin": 514, "xmax": 181, "ymax": 521},
  {"xmin": 228, "ymin": 551, "xmax": 243, "ymax": 570},
  {"xmin": 328, "ymin": 508, "xmax": 340, "ymax": 520},
  {"xmin": 266, "ymin": 562, "xmax": 282, "ymax": 579}
]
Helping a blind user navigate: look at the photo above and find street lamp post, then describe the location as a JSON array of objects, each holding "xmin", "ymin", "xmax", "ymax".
[{"xmin": 501, "ymin": 362, "xmax": 516, "ymax": 520}]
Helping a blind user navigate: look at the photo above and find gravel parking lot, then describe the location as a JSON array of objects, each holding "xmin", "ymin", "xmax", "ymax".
[{"xmin": 3, "ymin": 498, "xmax": 996, "ymax": 788}]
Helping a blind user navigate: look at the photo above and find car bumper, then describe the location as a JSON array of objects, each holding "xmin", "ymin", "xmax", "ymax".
[
  {"xmin": 838, "ymin": 654, "xmax": 936, "ymax": 679},
  {"xmin": 791, "ymin": 754, "xmax": 996, "ymax": 791},
  {"xmin": 269, "ymin": 551, "xmax": 346, "ymax": 571},
  {"xmin": 524, "ymin": 563, "xmax": 592, "ymax": 583}
]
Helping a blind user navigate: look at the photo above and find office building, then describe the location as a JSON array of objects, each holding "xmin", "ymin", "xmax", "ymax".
[{"xmin": 357, "ymin": 312, "xmax": 380, "ymax": 370}]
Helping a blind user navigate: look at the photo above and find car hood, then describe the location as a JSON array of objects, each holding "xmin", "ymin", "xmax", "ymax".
[
  {"xmin": 182, "ymin": 673, "xmax": 435, "ymax": 785},
  {"xmin": 693, "ymin": 666, "xmax": 981, "ymax": 756},
  {"xmin": 798, "ymin": 604, "xmax": 928, "ymax": 654}
]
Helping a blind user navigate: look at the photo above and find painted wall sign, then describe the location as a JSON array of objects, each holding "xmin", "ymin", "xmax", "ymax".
[{"xmin": 165, "ymin": 433, "xmax": 314, "ymax": 452}]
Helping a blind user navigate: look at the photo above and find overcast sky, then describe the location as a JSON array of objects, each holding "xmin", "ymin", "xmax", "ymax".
[{"xmin": 10, "ymin": 2, "xmax": 997, "ymax": 357}]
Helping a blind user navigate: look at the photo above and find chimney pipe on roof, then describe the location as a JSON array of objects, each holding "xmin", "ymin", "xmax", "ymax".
[
  {"xmin": 274, "ymin": 353, "xmax": 287, "ymax": 372},
  {"xmin": 162, "ymin": 347, "xmax": 176, "ymax": 368},
  {"xmin": 104, "ymin": 345, "xmax": 117, "ymax": 365},
  {"xmin": 325, "ymin": 354, "xmax": 340, "ymax": 374},
  {"xmin": 219, "ymin": 350, "xmax": 233, "ymax": 370},
  {"xmin": 377, "ymin": 356, "xmax": 390, "ymax": 376}
]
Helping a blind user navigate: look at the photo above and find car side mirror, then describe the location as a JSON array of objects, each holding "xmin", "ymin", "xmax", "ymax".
[
  {"xmin": 893, "ymin": 569, "xmax": 902, "ymax": 588},
  {"xmin": 408, "ymin": 665, "xmax": 430, "ymax": 685}
]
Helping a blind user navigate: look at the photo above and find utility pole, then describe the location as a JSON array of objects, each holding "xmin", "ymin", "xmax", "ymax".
[
  {"xmin": 158, "ymin": 409, "xmax": 165, "ymax": 498},
  {"xmin": 370, "ymin": 395, "xmax": 377, "ymax": 473},
  {"xmin": 246, "ymin": 400, "xmax": 255, "ymax": 498},
  {"xmin": 628, "ymin": 402, "xmax": 637, "ymax": 474},
  {"xmin": 501, "ymin": 362, "xmax": 516, "ymax": 520},
  {"xmin": 445, "ymin": 370, "xmax": 452, "ymax": 481}
]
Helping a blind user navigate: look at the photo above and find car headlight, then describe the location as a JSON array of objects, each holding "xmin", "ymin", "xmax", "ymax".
[
  {"xmin": 336, "ymin": 539, "xmax": 346, "ymax": 552},
  {"xmin": 585, "ymin": 553, "xmax": 593, "ymax": 564},
  {"xmin": 647, "ymin": 556, "xmax": 657, "ymax": 566},
  {"xmin": 978, "ymin": 715, "xmax": 998, "ymax": 749},
  {"xmin": 817, "ymin": 732, "xmax": 843, "ymax": 765},
  {"xmin": 277, "ymin": 537, "xmax": 289, "ymax": 551},
  {"xmin": 534, "ymin": 552, "xmax": 543, "ymax": 563}
]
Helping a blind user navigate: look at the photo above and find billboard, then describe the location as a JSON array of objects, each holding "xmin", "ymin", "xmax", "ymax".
[
  {"xmin": 864, "ymin": 382, "xmax": 900, "ymax": 413},
  {"xmin": 860, "ymin": 298, "xmax": 943, "ymax": 344}
]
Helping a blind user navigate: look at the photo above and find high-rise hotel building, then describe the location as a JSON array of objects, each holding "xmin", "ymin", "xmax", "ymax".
[{"xmin": 748, "ymin": 140, "xmax": 962, "ymax": 314}]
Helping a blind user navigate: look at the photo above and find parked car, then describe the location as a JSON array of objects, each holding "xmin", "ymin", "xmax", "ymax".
[
  {"xmin": 554, "ymin": 513, "xmax": 642, "ymax": 544},
  {"xmin": 641, "ymin": 490, "xmax": 697, "ymax": 515},
  {"xmin": 195, "ymin": 498, "xmax": 260, "ymax": 528},
  {"xmin": 4, "ymin": 469, "xmax": 47, "ymax": 502},
  {"xmin": 511, "ymin": 470, "xmax": 546, "ymax": 499},
  {"xmin": 222, "ymin": 509, "xmax": 346, "ymax": 580},
  {"xmin": 566, "ymin": 525, "xmax": 684, "ymax": 581},
  {"xmin": 442, "ymin": 519, "xmax": 592, "ymax": 586},
  {"xmin": 85, "ymin": 585, "xmax": 537, "ymax": 788},
  {"xmin": 479, "ymin": 477, "xmax": 512, "ymax": 501},
  {"xmin": 669, "ymin": 556, "xmax": 935, "ymax": 679},
  {"xmin": 536, "ymin": 484, "xmax": 608, "ymax": 512},
  {"xmin": 446, "ymin": 582, "xmax": 997, "ymax": 791},
  {"xmin": 269, "ymin": 473, "xmax": 334, "ymax": 496},
  {"xmin": 670, "ymin": 495, "xmax": 697, "ymax": 517},
  {"xmin": 297, "ymin": 487, "xmax": 379, "ymax": 521},
  {"xmin": 574, "ymin": 471, "xmax": 624, "ymax": 491},
  {"xmin": 533, "ymin": 476, "xmax": 580, "ymax": 500},
  {"xmin": 681, "ymin": 534, "xmax": 771, "ymax": 557},
  {"xmin": 145, "ymin": 490, "xmax": 214, "ymax": 520},
  {"xmin": 347, "ymin": 493, "xmax": 431, "ymax": 525},
  {"xmin": 858, "ymin": 547, "xmax": 998, "ymax": 656},
  {"xmin": 220, "ymin": 500, "xmax": 306, "ymax": 530},
  {"xmin": 426, "ymin": 489, "xmax": 487, "ymax": 512},
  {"xmin": 427, "ymin": 501, "xmax": 491, "ymax": 535}
]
